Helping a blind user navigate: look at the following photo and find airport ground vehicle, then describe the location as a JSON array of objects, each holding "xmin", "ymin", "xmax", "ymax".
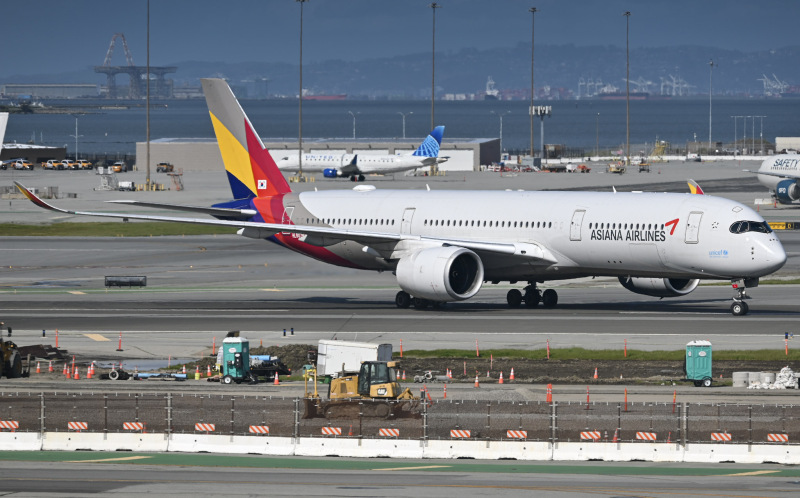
[
  {"xmin": 118, "ymin": 181, "xmax": 135, "ymax": 191},
  {"xmin": 638, "ymin": 161, "xmax": 651, "ymax": 173},
  {"xmin": 75, "ymin": 159, "xmax": 93, "ymax": 170},
  {"xmin": 112, "ymin": 161, "xmax": 128, "ymax": 173},
  {"xmin": 156, "ymin": 162, "xmax": 174, "ymax": 173},
  {"xmin": 7, "ymin": 159, "xmax": 33, "ymax": 170},
  {"xmin": 303, "ymin": 340, "xmax": 419, "ymax": 419},
  {"xmin": 41, "ymin": 160, "xmax": 63, "ymax": 170},
  {"xmin": 0, "ymin": 337, "xmax": 23, "ymax": 378},
  {"xmin": 61, "ymin": 159, "xmax": 77, "ymax": 170},
  {"xmin": 211, "ymin": 335, "xmax": 290, "ymax": 384},
  {"xmin": 607, "ymin": 161, "xmax": 626, "ymax": 174}
]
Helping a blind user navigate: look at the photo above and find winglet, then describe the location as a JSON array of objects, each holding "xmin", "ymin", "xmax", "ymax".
[
  {"xmin": 687, "ymin": 179, "xmax": 704, "ymax": 195},
  {"xmin": 14, "ymin": 181, "xmax": 70, "ymax": 213}
]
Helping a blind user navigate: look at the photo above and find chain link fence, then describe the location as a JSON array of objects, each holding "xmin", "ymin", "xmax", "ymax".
[{"xmin": 0, "ymin": 393, "xmax": 797, "ymax": 445}]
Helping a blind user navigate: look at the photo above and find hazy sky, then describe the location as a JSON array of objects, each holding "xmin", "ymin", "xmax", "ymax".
[{"xmin": 1, "ymin": 0, "xmax": 796, "ymax": 78}]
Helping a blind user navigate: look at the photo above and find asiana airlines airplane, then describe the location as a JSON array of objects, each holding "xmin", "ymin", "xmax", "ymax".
[{"xmin": 15, "ymin": 79, "xmax": 787, "ymax": 316}]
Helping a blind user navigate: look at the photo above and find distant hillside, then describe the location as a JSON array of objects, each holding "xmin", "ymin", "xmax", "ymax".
[{"xmin": 4, "ymin": 44, "xmax": 800, "ymax": 98}]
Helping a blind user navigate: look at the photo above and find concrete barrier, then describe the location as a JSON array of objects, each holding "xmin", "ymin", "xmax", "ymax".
[
  {"xmin": 0, "ymin": 432, "xmax": 42, "ymax": 451},
  {"xmin": 41, "ymin": 432, "xmax": 168, "ymax": 452}
]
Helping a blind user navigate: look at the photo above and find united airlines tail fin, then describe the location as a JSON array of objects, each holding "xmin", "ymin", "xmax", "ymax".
[
  {"xmin": 201, "ymin": 79, "xmax": 291, "ymax": 199},
  {"xmin": 412, "ymin": 126, "xmax": 445, "ymax": 158}
]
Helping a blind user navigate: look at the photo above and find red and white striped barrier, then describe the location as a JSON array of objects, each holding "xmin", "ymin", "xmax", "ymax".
[
  {"xmin": 122, "ymin": 422, "xmax": 145, "ymax": 431},
  {"xmin": 249, "ymin": 425, "xmax": 270, "ymax": 435},
  {"xmin": 194, "ymin": 423, "xmax": 215, "ymax": 433},
  {"xmin": 321, "ymin": 427, "xmax": 342, "ymax": 436},
  {"xmin": 635, "ymin": 432, "xmax": 657, "ymax": 441},
  {"xmin": 506, "ymin": 430, "xmax": 528, "ymax": 439},
  {"xmin": 450, "ymin": 429, "xmax": 471, "ymax": 438},
  {"xmin": 378, "ymin": 428, "xmax": 400, "ymax": 437},
  {"xmin": 580, "ymin": 431, "xmax": 601, "ymax": 440},
  {"xmin": 0, "ymin": 420, "xmax": 19, "ymax": 432},
  {"xmin": 711, "ymin": 432, "xmax": 732, "ymax": 442},
  {"xmin": 768, "ymin": 433, "xmax": 789, "ymax": 443},
  {"xmin": 67, "ymin": 421, "xmax": 88, "ymax": 432}
]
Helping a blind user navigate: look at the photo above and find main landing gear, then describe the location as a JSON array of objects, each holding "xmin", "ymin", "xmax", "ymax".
[
  {"xmin": 730, "ymin": 278, "xmax": 751, "ymax": 316},
  {"xmin": 506, "ymin": 283, "xmax": 558, "ymax": 309},
  {"xmin": 395, "ymin": 291, "xmax": 443, "ymax": 310},
  {"xmin": 350, "ymin": 174, "xmax": 365, "ymax": 182}
]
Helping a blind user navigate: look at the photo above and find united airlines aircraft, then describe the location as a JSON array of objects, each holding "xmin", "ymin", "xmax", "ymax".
[
  {"xmin": 274, "ymin": 126, "xmax": 446, "ymax": 182},
  {"xmin": 15, "ymin": 79, "xmax": 786, "ymax": 316}
]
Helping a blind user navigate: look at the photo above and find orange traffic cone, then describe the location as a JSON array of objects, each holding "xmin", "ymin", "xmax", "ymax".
[
  {"xmin": 73, "ymin": 366, "xmax": 80, "ymax": 380},
  {"xmin": 443, "ymin": 384, "xmax": 447, "ymax": 399},
  {"xmin": 593, "ymin": 367, "xmax": 598, "ymax": 379},
  {"xmin": 402, "ymin": 370, "xmax": 406, "ymax": 380},
  {"xmin": 48, "ymin": 361, "xmax": 54, "ymax": 373},
  {"xmin": 510, "ymin": 368, "xmax": 515, "ymax": 381},
  {"xmin": 274, "ymin": 373, "xmax": 280, "ymax": 385},
  {"xmin": 348, "ymin": 425, "xmax": 353, "ymax": 436},
  {"xmin": 612, "ymin": 428, "xmax": 619, "ymax": 442},
  {"xmin": 36, "ymin": 362, "xmax": 41, "ymax": 374},
  {"xmin": 182, "ymin": 365, "xmax": 186, "ymax": 374},
  {"xmin": 486, "ymin": 370, "xmax": 490, "ymax": 378},
  {"xmin": 546, "ymin": 383, "xmax": 553, "ymax": 403},
  {"xmin": 499, "ymin": 371, "xmax": 504, "ymax": 384},
  {"xmin": 63, "ymin": 363, "xmax": 68, "ymax": 376},
  {"xmin": 87, "ymin": 366, "xmax": 92, "ymax": 379},
  {"xmin": 207, "ymin": 364, "xmax": 212, "ymax": 377},
  {"xmin": 474, "ymin": 374, "xmax": 480, "ymax": 388}
]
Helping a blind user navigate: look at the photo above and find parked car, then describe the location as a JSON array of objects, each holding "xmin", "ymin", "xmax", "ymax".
[
  {"xmin": 61, "ymin": 159, "xmax": 77, "ymax": 170},
  {"xmin": 75, "ymin": 159, "xmax": 93, "ymax": 170},
  {"xmin": 112, "ymin": 161, "xmax": 128, "ymax": 173},
  {"xmin": 10, "ymin": 159, "xmax": 34, "ymax": 170},
  {"xmin": 156, "ymin": 162, "xmax": 174, "ymax": 173}
]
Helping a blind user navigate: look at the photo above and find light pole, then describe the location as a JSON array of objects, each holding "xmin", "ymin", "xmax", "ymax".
[
  {"xmin": 529, "ymin": 7, "xmax": 537, "ymax": 158},
  {"xmin": 297, "ymin": 0, "xmax": 308, "ymax": 178},
  {"xmin": 398, "ymin": 111, "xmax": 413, "ymax": 139},
  {"xmin": 70, "ymin": 114, "xmax": 83, "ymax": 162},
  {"xmin": 348, "ymin": 111, "xmax": 358, "ymax": 139},
  {"xmin": 708, "ymin": 59, "xmax": 715, "ymax": 153},
  {"xmin": 595, "ymin": 112, "xmax": 600, "ymax": 158},
  {"xmin": 491, "ymin": 110, "xmax": 511, "ymax": 152},
  {"xmin": 429, "ymin": 2, "xmax": 441, "ymax": 131},
  {"xmin": 623, "ymin": 11, "xmax": 631, "ymax": 167}
]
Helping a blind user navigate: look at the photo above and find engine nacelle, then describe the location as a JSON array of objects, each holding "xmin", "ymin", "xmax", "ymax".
[
  {"xmin": 776, "ymin": 179, "xmax": 800, "ymax": 204},
  {"xmin": 396, "ymin": 246, "xmax": 484, "ymax": 302},
  {"xmin": 618, "ymin": 277, "xmax": 700, "ymax": 298},
  {"xmin": 323, "ymin": 168, "xmax": 340, "ymax": 178}
]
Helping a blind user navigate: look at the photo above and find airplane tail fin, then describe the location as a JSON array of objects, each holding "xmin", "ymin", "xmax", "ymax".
[
  {"xmin": 201, "ymin": 78, "xmax": 291, "ymax": 199},
  {"xmin": 412, "ymin": 126, "xmax": 445, "ymax": 158},
  {"xmin": 687, "ymin": 179, "xmax": 704, "ymax": 195}
]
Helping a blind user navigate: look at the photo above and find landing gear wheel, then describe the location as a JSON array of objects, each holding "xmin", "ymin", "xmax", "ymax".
[
  {"xmin": 702, "ymin": 377, "xmax": 712, "ymax": 387},
  {"xmin": 730, "ymin": 301, "xmax": 748, "ymax": 316},
  {"xmin": 413, "ymin": 297, "xmax": 429, "ymax": 309},
  {"xmin": 507, "ymin": 289, "xmax": 522, "ymax": 308},
  {"xmin": 524, "ymin": 292, "xmax": 540, "ymax": 307},
  {"xmin": 395, "ymin": 291, "xmax": 411, "ymax": 308},
  {"xmin": 222, "ymin": 375, "xmax": 234, "ymax": 385},
  {"xmin": 358, "ymin": 174, "xmax": 365, "ymax": 182},
  {"xmin": 542, "ymin": 289, "xmax": 558, "ymax": 308}
]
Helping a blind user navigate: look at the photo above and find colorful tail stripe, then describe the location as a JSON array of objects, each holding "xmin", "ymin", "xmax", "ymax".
[
  {"xmin": 412, "ymin": 126, "xmax": 445, "ymax": 157},
  {"xmin": 202, "ymin": 78, "xmax": 291, "ymax": 199},
  {"xmin": 687, "ymin": 179, "xmax": 705, "ymax": 195}
]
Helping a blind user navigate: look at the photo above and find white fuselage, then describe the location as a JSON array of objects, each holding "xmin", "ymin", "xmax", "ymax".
[
  {"xmin": 276, "ymin": 188, "xmax": 786, "ymax": 282},
  {"xmin": 275, "ymin": 153, "xmax": 433, "ymax": 175},
  {"xmin": 757, "ymin": 154, "xmax": 800, "ymax": 193}
]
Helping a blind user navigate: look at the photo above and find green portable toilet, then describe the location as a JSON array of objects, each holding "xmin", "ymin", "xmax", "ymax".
[
  {"xmin": 220, "ymin": 336, "xmax": 251, "ymax": 384},
  {"xmin": 685, "ymin": 340, "xmax": 713, "ymax": 387}
]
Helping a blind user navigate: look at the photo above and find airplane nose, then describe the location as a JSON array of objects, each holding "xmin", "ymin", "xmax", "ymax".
[{"xmin": 760, "ymin": 237, "xmax": 787, "ymax": 274}]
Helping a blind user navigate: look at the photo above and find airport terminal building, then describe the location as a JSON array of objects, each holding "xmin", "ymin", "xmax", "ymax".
[{"xmin": 135, "ymin": 137, "xmax": 499, "ymax": 173}]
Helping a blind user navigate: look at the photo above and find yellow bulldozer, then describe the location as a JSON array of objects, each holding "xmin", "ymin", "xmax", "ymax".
[{"xmin": 303, "ymin": 360, "xmax": 420, "ymax": 419}]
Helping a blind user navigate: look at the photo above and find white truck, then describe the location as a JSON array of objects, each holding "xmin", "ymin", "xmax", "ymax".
[
  {"xmin": 316, "ymin": 339, "xmax": 392, "ymax": 378},
  {"xmin": 118, "ymin": 181, "xmax": 135, "ymax": 191}
]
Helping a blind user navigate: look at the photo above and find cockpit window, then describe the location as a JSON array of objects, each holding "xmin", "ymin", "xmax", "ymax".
[{"xmin": 729, "ymin": 220, "xmax": 772, "ymax": 234}]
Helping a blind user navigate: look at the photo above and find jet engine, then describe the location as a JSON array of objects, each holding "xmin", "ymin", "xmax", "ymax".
[
  {"xmin": 323, "ymin": 168, "xmax": 341, "ymax": 178},
  {"xmin": 618, "ymin": 277, "xmax": 700, "ymax": 298},
  {"xmin": 775, "ymin": 179, "xmax": 800, "ymax": 204},
  {"xmin": 396, "ymin": 246, "xmax": 484, "ymax": 302}
]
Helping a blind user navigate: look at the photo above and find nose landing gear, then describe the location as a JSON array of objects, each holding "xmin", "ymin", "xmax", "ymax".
[{"xmin": 730, "ymin": 278, "xmax": 751, "ymax": 316}]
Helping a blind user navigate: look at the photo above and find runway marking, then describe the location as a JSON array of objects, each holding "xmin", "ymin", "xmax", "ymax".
[
  {"xmin": 83, "ymin": 334, "xmax": 110, "ymax": 341},
  {"xmin": 63, "ymin": 455, "xmax": 152, "ymax": 463},
  {"xmin": 375, "ymin": 465, "xmax": 452, "ymax": 471},
  {"xmin": 67, "ymin": 291, "xmax": 85, "ymax": 295},
  {"xmin": 723, "ymin": 470, "xmax": 780, "ymax": 476},
  {"xmin": 260, "ymin": 289, "xmax": 283, "ymax": 292}
]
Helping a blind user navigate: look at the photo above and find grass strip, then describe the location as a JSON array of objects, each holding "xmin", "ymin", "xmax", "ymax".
[
  {"xmin": 0, "ymin": 222, "xmax": 236, "ymax": 237},
  {"xmin": 400, "ymin": 347, "xmax": 800, "ymax": 361}
]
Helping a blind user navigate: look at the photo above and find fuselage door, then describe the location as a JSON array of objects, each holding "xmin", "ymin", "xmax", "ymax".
[
  {"xmin": 401, "ymin": 207, "xmax": 416, "ymax": 235},
  {"xmin": 570, "ymin": 209, "xmax": 586, "ymax": 241},
  {"xmin": 685, "ymin": 211, "xmax": 703, "ymax": 244}
]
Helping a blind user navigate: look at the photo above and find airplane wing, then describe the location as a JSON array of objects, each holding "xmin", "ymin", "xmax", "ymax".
[
  {"xmin": 743, "ymin": 169, "xmax": 800, "ymax": 180},
  {"xmin": 14, "ymin": 181, "xmax": 557, "ymax": 263},
  {"xmin": 107, "ymin": 200, "xmax": 258, "ymax": 220}
]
